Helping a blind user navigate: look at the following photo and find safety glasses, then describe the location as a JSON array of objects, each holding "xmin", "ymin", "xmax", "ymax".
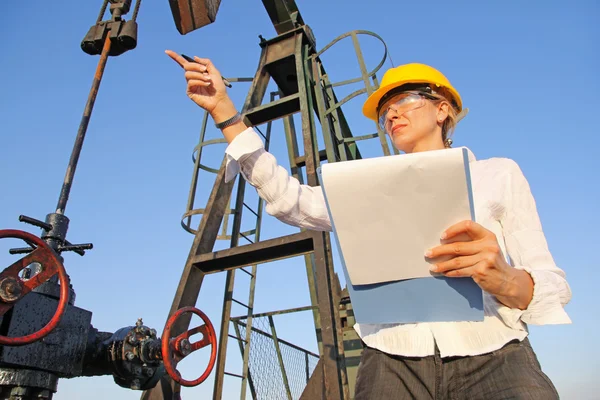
[{"xmin": 377, "ymin": 91, "xmax": 439, "ymax": 132}]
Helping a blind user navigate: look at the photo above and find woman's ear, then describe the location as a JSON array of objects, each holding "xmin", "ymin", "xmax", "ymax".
[{"xmin": 437, "ymin": 102, "xmax": 449, "ymax": 124}]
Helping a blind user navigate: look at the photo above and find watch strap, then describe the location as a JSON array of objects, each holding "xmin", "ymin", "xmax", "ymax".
[{"xmin": 215, "ymin": 112, "xmax": 242, "ymax": 129}]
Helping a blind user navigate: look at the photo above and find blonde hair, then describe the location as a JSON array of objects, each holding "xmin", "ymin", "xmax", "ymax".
[{"xmin": 431, "ymin": 88, "xmax": 458, "ymax": 143}]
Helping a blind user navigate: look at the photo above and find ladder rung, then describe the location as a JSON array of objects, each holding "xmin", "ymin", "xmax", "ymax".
[
  {"xmin": 240, "ymin": 268, "xmax": 254, "ymax": 277},
  {"xmin": 192, "ymin": 231, "xmax": 315, "ymax": 274},
  {"xmin": 244, "ymin": 93, "xmax": 300, "ymax": 126},
  {"xmin": 295, "ymin": 149, "xmax": 328, "ymax": 168},
  {"xmin": 239, "ymin": 232, "xmax": 254, "ymax": 244},
  {"xmin": 232, "ymin": 298, "xmax": 250, "ymax": 309},
  {"xmin": 243, "ymin": 203, "xmax": 259, "ymax": 218},
  {"xmin": 228, "ymin": 334, "xmax": 248, "ymax": 343},
  {"xmin": 224, "ymin": 372, "xmax": 245, "ymax": 379},
  {"xmin": 342, "ymin": 133, "xmax": 379, "ymax": 143}
]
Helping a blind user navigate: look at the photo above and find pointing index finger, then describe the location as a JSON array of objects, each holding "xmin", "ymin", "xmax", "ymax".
[{"xmin": 165, "ymin": 50, "xmax": 187, "ymax": 68}]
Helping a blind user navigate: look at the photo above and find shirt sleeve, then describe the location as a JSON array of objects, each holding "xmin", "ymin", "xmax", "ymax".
[
  {"xmin": 224, "ymin": 127, "xmax": 332, "ymax": 232},
  {"xmin": 497, "ymin": 159, "xmax": 572, "ymax": 326}
]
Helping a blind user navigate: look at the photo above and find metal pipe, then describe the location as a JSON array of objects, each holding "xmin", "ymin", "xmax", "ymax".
[
  {"xmin": 97, "ymin": 0, "xmax": 109, "ymax": 23},
  {"xmin": 132, "ymin": 0, "xmax": 142, "ymax": 21},
  {"xmin": 55, "ymin": 34, "xmax": 111, "ymax": 215}
]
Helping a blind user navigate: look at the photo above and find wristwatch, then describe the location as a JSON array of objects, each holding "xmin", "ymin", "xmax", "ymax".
[{"xmin": 215, "ymin": 112, "xmax": 242, "ymax": 129}]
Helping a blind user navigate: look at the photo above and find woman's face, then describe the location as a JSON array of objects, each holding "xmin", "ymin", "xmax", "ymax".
[{"xmin": 379, "ymin": 92, "xmax": 447, "ymax": 153}]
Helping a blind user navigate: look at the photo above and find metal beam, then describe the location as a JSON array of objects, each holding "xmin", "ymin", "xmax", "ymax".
[
  {"xmin": 192, "ymin": 231, "xmax": 315, "ymax": 273},
  {"xmin": 261, "ymin": 0, "xmax": 303, "ymax": 34},
  {"xmin": 168, "ymin": 0, "xmax": 222, "ymax": 35}
]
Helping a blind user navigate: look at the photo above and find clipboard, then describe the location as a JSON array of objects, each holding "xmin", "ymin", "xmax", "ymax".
[{"xmin": 318, "ymin": 147, "xmax": 484, "ymax": 324}]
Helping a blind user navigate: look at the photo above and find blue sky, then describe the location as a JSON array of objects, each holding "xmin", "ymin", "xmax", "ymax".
[{"xmin": 1, "ymin": 1, "xmax": 598, "ymax": 399}]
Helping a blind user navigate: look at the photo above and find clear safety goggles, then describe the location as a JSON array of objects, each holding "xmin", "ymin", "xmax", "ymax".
[{"xmin": 377, "ymin": 91, "xmax": 439, "ymax": 132}]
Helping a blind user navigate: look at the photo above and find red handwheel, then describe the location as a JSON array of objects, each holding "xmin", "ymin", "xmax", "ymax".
[
  {"xmin": 161, "ymin": 306, "xmax": 217, "ymax": 387},
  {"xmin": 0, "ymin": 229, "xmax": 70, "ymax": 346}
]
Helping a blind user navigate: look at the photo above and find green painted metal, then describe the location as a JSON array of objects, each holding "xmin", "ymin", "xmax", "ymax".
[
  {"xmin": 232, "ymin": 322, "xmax": 257, "ymax": 399},
  {"xmin": 213, "ymin": 98, "xmax": 274, "ymax": 399},
  {"xmin": 162, "ymin": 5, "xmax": 393, "ymax": 400},
  {"xmin": 280, "ymin": 99, "xmax": 324, "ymax": 359},
  {"xmin": 232, "ymin": 306, "xmax": 316, "ymax": 320},
  {"xmin": 268, "ymin": 316, "xmax": 293, "ymax": 400},
  {"xmin": 313, "ymin": 30, "xmax": 395, "ymax": 158},
  {"xmin": 236, "ymin": 93, "xmax": 274, "ymax": 400}
]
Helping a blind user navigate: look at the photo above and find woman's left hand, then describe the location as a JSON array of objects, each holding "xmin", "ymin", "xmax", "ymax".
[{"xmin": 426, "ymin": 220, "xmax": 533, "ymax": 309}]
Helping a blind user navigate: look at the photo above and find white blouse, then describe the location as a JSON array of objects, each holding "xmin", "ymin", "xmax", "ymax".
[{"xmin": 224, "ymin": 127, "xmax": 572, "ymax": 358}]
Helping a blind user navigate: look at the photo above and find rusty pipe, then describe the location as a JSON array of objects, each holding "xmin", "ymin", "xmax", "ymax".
[{"xmin": 55, "ymin": 33, "xmax": 112, "ymax": 215}]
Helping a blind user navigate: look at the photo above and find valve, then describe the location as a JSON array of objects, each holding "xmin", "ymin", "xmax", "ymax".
[
  {"xmin": 0, "ymin": 229, "xmax": 70, "ymax": 346},
  {"xmin": 161, "ymin": 306, "xmax": 217, "ymax": 387}
]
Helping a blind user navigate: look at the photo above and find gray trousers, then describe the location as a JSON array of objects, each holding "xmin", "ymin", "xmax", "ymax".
[{"xmin": 354, "ymin": 338, "xmax": 559, "ymax": 399}]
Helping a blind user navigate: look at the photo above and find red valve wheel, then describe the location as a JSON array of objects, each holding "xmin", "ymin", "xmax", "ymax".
[
  {"xmin": 0, "ymin": 229, "xmax": 69, "ymax": 346},
  {"xmin": 161, "ymin": 306, "xmax": 217, "ymax": 387}
]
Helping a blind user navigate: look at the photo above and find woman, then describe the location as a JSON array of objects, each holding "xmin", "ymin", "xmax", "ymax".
[{"xmin": 165, "ymin": 50, "xmax": 571, "ymax": 399}]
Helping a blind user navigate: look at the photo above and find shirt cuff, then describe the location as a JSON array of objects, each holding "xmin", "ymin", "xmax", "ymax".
[
  {"xmin": 497, "ymin": 266, "xmax": 572, "ymax": 327},
  {"xmin": 223, "ymin": 127, "xmax": 265, "ymax": 183}
]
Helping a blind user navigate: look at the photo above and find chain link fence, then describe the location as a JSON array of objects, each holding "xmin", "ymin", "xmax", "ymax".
[{"xmin": 233, "ymin": 315, "xmax": 319, "ymax": 400}]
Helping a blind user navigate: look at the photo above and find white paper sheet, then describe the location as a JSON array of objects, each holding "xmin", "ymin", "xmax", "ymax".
[{"xmin": 320, "ymin": 147, "xmax": 474, "ymax": 286}]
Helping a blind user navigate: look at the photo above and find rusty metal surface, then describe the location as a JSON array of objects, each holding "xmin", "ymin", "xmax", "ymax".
[
  {"xmin": 294, "ymin": 47, "xmax": 347, "ymax": 398},
  {"xmin": 55, "ymin": 33, "xmax": 111, "ymax": 215},
  {"xmin": 144, "ymin": 2, "xmax": 396, "ymax": 398},
  {"xmin": 0, "ymin": 368, "xmax": 58, "ymax": 392},
  {"xmin": 0, "ymin": 385, "xmax": 53, "ymax": 400},
  {"xmin": 244, "ymin": 93, "xmax": 300, "ymax": 126},
  {"xmin": 0, "ymin": 292, "xmax": 91, "ymax": 378},
  {"xmin": 220, "ymin": 108, "xmax": 274, "ymax": 398},
  {"xmin": 232, "ymin": 305, "xmax": 316, "ymax": 320},
  {"xmin": 268, "ymin": 315, "xmax": 293, "ymax": 399},
  {"xmin": 324, "ymin": 233, "xmax": 350, "ymax": 400},
  {"xmin": 140, "ymin": 156, "xmax": 236, "ymax": 400},
  {"xmin": 169, "ymin": 157, "xmax": 236, "ymax": 325},
  {"xmin": 0, "ymin": 0, "xmax": 148, "ymax": 397},
  {"xmin": 192, "ymin": 231, "xmax": 315, "ymax": 273},
  {"xmin": 231, "ymin": 322, "xmax": 257, "ymax": 399},
  {"xmin": 311, "ymin": 233, "xmax": 345, "ymax": 400},
  {"xmin": 0, "ymin": 230, "xmax": 70, "ymax": 346},
  {"xmin": 168, "ymin": 0, "xmax": 221, "ymax": 35},
  {"xmin": 81, "ymin": 322, "xmax": 164, "ymax": 391},
  {"xmin": 261, "ymin": 0, "xmax": 303, "ymax": 35},
  {"xmin": 0, "ymin": 231, "xmax": 62, "ymax": 315},
  {"xmin": 299, "ymin": 359, "xmax": 324, "ymax": 400},
  {"xmin": 139, "ymin": 375, "xmax": 178, "ymax": 400},
  {"xmin": 226, "ymin": 176, "xmax": 252, "ymax": 398},
  {"xmin": 151, "ymin": 30, "xmax": 343, "ymax": 400},
  {"xmin": 211, "ymin": 176, "xmax": 245, "ymax": 398},
  {"xmin": 9, "ymin": 214, "xmax": 91, "ymax": 260},
  {"xmin": 280, "ymin": 98, "xmax": 324, "ymax": 360},
  {"xmin": 212, "ymin": 40, "xmax": 287, "ymax": 400},
  {"xmin": 0, "ymin": 278, "xmax": 22, "ymax": 303}
]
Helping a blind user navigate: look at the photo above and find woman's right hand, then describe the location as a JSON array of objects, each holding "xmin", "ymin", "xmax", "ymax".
[{"xmin": 165, "ymin": 50, "xmax": 236, "ymax": 120}]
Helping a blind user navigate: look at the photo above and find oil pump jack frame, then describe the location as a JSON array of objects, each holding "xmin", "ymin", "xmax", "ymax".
[
  {"xmin": 143, "ymin": 1, "xmax": 394, "ymax": 399},
  {"xmin": 0, "ymin": 0, "xmax": 393, "ymax": 399}
]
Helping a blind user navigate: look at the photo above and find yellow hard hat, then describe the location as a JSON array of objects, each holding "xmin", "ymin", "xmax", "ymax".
[{"xmin": 362, "ymin": 63, "xmax": 463, "ymax": 121}]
